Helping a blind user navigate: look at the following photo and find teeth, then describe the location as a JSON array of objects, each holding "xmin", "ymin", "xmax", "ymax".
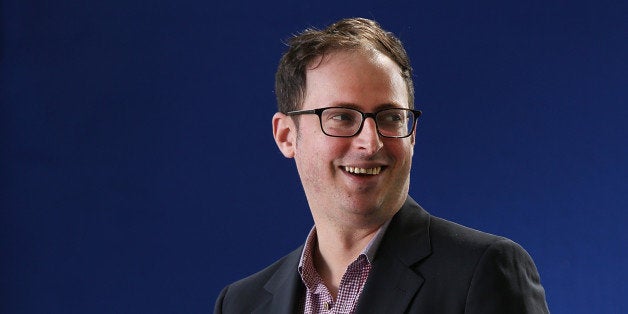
[{"xmin": 344, "ymin": 166, "xmax": 382, "ymax": 175}]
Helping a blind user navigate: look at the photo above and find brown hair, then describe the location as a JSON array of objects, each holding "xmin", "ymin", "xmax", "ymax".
[{"xmin": 275, "ymin": 17, "xmax": 414, "ymax": 114}]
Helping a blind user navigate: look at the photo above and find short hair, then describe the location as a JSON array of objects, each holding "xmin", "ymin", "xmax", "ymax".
[{"xmin": 275, "ymin": 17, "xmax": 414, "ymax": 114}]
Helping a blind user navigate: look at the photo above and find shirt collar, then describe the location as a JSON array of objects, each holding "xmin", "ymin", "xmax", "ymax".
[{"xmin": 298, "ymin": 218, "xmax": 392, "ymax": 273}]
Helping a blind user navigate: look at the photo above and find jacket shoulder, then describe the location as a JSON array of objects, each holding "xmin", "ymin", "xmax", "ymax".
[
  {"xmin": 230, "ymin": 246, "xmax": 301, "ymax": 289},
  {"xmin": 429, "ymin": 215, "xmax": 507, "ymax": 249},
  {"xmin": 422, "ymin": 215, "xmax": 549, "ymax": 313},
  {"xmin": 427, "ymin": 215, "xmax": 533, "ymax": 269},
  {"xmin": 214, "ymin": 246, "xmax": 303, "ymax": 313}
]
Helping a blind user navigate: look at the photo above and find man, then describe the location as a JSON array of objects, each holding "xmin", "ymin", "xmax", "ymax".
[{"xmin": 215, "ymin": 17, "xmax": 549, "ymax": 313}]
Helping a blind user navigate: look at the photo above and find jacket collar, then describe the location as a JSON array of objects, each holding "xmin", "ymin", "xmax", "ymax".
[{"xmin": 354, "ymin": 196, "xmax": 432, "ymax": 313}]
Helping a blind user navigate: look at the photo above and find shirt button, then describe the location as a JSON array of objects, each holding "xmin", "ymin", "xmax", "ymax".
[{"xmin": 324, "ymin": 302, "xmax": 331, "ymax": 311}]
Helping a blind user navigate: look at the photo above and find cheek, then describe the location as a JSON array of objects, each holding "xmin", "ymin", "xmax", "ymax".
[
  {"xmin": 392, "ymin": 144, "xmax": 415, "ymax": 172},
  {"xmin": 295, "ymin": 135, "xmax": 329, "ymax": 168},
  {"xmin": 388, "ymin": 140, "xmax": 414, "ymax": 157},
  {"xmin": 296, "ymin": 129, "xmax": 345, "ymax": 157}
]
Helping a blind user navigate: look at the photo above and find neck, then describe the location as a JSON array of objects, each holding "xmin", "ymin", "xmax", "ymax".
[{"xmin": 312, "ymin": 221, "xmax": 384, "ymax": 299}]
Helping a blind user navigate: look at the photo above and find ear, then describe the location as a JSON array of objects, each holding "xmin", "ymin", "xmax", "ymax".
[{"xmin": 272, "ymin": 112, "xmax": 296, "ymax": 158}]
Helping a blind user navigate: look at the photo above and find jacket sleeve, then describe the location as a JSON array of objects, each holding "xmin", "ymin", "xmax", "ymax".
[{"xmin": 465, "ymin": 238, "xmax": 550, "ymax": 313}]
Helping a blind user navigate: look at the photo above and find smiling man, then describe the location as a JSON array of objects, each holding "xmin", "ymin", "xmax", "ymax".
[{"xmin": 214, "ymin": 17, "xmax": 549, "ymax": 313}]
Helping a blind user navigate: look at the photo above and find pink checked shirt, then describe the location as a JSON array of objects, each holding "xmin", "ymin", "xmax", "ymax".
[{"xmin": 297, "ymin": 220, "xmax": 391, "ymax": 314}]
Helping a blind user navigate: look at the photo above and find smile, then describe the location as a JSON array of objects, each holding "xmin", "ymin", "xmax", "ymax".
[{"xmin": 343, "ymin": 166, "xmax": 382, "ymax": 175}]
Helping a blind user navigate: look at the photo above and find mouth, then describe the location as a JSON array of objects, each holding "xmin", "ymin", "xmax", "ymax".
[{"xmin": 343, "ymin": 166, "xmax": 383, "ymax": 175}]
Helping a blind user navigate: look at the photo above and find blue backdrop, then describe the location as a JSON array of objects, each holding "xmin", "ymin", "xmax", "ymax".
[{"xmin": 2, "ymin": 1, "xmax": 626, "ymax": 313}]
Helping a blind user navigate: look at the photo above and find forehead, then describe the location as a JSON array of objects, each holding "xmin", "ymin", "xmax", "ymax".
[{"xmin": 303, "ymin": 49, "xmax": 409, "ymax": 110}]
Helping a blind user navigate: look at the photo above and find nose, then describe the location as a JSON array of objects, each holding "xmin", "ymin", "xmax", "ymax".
[{"xmin": 354, "ymin": 117, "xmax": 383, "ymax": 154}]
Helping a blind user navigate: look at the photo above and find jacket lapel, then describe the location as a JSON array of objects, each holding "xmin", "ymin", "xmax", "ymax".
[
  {"xmin": 252, "ymin": 247, "xmax": 305, "ymax": 314},
  {"xmin": 252, "ymin": 197, "xmax": 431, "ymax": 313},
  {"xmin": 355, "ymin": 197, "xmax": 432, "ymax": 313}
]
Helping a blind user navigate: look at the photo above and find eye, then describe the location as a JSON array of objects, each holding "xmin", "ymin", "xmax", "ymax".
[
  {"xmin": 379, "ymin": 111, "xmax": 405, "ymax": 123},
  {"xmin": 323, "ymin": 108, "xmax": 360, "ymax": 124},
  {"xmin": 383, "ymin": 113, "xmax": 403, "ymax": 122},
  {"xmin": 330, "ymin": 112, "xmax": 355, "ymax": 121}
]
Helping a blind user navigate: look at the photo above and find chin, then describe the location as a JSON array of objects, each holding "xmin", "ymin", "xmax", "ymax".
[{"xmin": 342, "ymin": 199, "xmax": 387, "ymax": 217}]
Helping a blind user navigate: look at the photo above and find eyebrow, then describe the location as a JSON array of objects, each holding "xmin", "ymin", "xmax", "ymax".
[{"xmin": 330, "ymin": 102, "xmax": 404, "ymax": 111}]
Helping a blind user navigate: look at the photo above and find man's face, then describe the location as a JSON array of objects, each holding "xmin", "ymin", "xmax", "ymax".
[{"xmin": 274, "ymin": 49, "xmax": 415, "ymax": 228}]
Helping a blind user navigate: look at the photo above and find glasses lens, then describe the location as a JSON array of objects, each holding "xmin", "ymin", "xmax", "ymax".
[
  {"xmin": 376, "ymin": 109, "xmax": 415, "ymax": 137},
  {"xmin": 320, "ymin": 108, "xmax": 362, "ymax": 137}
]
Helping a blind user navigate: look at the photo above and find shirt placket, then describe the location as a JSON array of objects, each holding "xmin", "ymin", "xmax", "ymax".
[
  {"xmin": 333, "ymin": 255, "xmax": 370, "ymax": 314},
  {"xmin": 311, "ymin": 282, "xmax": 335, "ymax": 313}
]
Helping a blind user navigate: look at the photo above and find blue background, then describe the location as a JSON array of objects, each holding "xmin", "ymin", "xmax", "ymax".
[{"xmin": 1, "ymin": 1, "xmax": 626, "ymax": 313}]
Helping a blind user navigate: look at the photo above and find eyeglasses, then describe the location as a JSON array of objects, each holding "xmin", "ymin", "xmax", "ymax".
[{"xmin": 286, "ymin": 107, "xmax": 421, "ymax": 138}]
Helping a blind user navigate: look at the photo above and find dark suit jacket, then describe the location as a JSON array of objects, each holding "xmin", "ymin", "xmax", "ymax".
[{"xmin": 214, "ymin": 197, "xmax": 549, "ymax": 313}]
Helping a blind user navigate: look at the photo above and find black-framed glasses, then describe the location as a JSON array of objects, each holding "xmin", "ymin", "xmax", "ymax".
[{"xmin": 286, "ymin": 107, "xmax": 422, "ymax": 138}]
